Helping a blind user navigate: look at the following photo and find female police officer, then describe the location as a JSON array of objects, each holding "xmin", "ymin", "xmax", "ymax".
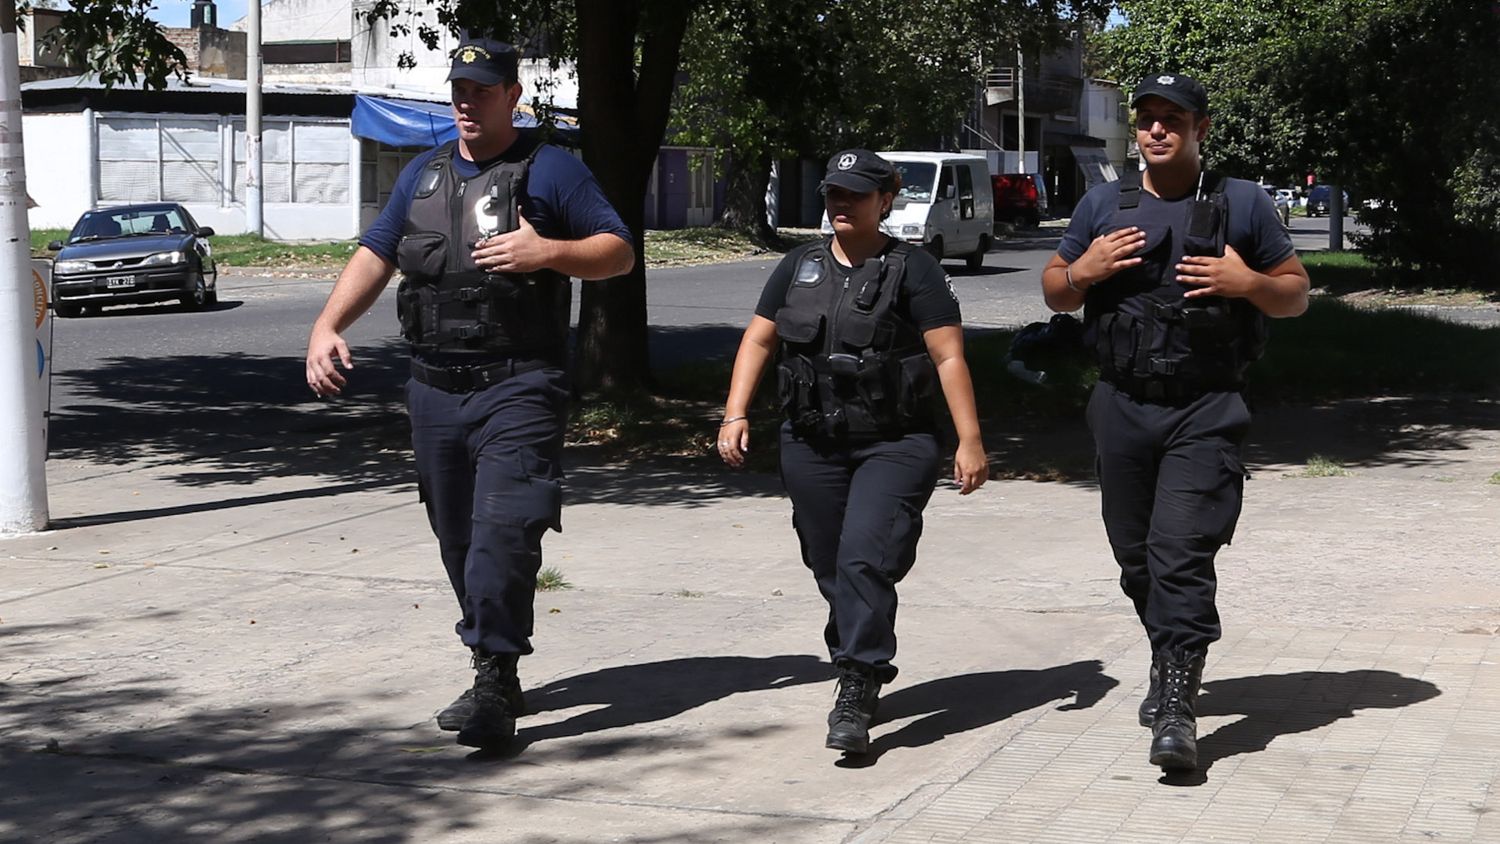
[{"xmin": 717, "ymin": 149, "xmax": 988, "ymax": 755}]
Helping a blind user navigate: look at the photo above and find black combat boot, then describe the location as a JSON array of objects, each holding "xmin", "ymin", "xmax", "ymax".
[
  {"xmin": 456, "ymin": 652, "xmax": 522, "ymax": 749},
  {"xmin": 825, "ymin": 663, "xmax": 881, "ymax": 755},
  {"xmin": 1137, "ymin": 654, "xmax": 1161, "ymax": 727},
  {"xmin": 437, "ymin": 653, "xmax": 527, "ymax": 731},
  {"xmin": 1148, "ymin": 648, "xmax": 1206, "ymax": 771}
]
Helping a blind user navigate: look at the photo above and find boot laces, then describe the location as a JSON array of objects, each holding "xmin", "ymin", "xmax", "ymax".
[
  {"xmin": 1157, "ymin": 663, "xmax": 1191, "ymax": 721},
  {"xmin": 832, "ymin": 671, "xmax": 871, "ymax": 723}
]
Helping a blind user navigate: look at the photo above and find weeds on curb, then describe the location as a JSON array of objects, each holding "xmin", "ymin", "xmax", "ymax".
[
  {"xmin": 536, "ymin": 566, "xmax": 572, "ymax": 591},
  {"xmin": 1298, "ymin": 455, "xmax": 1351, "ymax": 478}
]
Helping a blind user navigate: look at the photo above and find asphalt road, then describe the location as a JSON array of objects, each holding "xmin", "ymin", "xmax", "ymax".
[{"xmin": 38, "ymin": 214, "xmax": 1365, "ymax": 458}]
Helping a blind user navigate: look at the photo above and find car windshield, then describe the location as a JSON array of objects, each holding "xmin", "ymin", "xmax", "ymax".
[
  {"xmin": 893, "ymin": 162, "xmax": 937, "ymax": 203},
  {"xmin": 70, "ymin": 208, "xmax": 188, "ymax": 242}
]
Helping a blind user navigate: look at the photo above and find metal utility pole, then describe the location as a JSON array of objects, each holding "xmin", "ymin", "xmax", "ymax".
[
  {"xmin": 1015, "ymin": 45, "xmax": 1026, "ymax": 176},
  {"xmin": 245, "ymin": 0, "xmax": 263, "ymax": 235},
  {"xmin": 0, "ymin": 0, "xmax": 49, "ymax": 533}
]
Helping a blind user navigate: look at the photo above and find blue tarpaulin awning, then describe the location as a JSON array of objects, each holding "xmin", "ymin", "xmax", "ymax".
[{"xmin": 351, "ymin": 94, "xmax": 578, "ymax": 148}]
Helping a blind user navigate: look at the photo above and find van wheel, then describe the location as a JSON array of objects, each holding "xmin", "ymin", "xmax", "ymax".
[
  {"xmin": 966, "ymin": 235, "xmax": 989, "ymax": 269},
  {"xmin": 925, "ymin": 236, "xmax": 944, "ymax": 261}
]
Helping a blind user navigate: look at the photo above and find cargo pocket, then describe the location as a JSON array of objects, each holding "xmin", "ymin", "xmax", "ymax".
[
  {"xmin": 1192, "ymin": 446, "xmax": 1248, "ymax": 545},
  {"xmin": 878, "ymin": 500, "xmax": 925, "ymax": 584},
  {"xmin": 475, "ymin": 446, "xmax": 563, "ymax": 533}
]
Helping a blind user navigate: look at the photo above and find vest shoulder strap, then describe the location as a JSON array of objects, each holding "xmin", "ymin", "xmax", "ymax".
[{"xmin": 1118, "ymin": 169, "xmax": 1142, "ymax": 210}]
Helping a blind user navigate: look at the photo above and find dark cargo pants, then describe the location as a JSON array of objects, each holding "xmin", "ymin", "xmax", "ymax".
[
  {"xmin": 1087, "ymin": 380, "xmax": 1251, "ymax": 653},
  {"xmin": 406, "ymin": 366, "xmax": 569, "ymax": 656},
  {"xmin": 779, "ymin": 423, "xmax": 941, "ymax": 683}
]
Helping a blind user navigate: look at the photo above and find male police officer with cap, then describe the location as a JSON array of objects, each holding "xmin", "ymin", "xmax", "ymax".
[
  {"xmin": 1041, "ymin": 73, "xmax": 1309, "ymax": 772},
  {"xmin": 305, "ymin": 37, "xmax": 633, "ymax": 751}
]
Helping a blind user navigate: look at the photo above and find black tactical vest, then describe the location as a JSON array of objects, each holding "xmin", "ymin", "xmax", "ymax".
[
  {"xmin": 394, "ymin": 140, "xmax": 566, "ymax": 360},
  {"xmin": 774, "ymin": 240, "xmax": 939, "ymax": 439},
  {"xmin": 1084, "ymin": 170, "xmax": 1268, "ymax": 400}
]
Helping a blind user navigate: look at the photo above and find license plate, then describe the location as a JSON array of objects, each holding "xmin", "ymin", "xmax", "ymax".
[{"xmin": 105, "ymin": 275, "xmax": 135, "ymax": 288}]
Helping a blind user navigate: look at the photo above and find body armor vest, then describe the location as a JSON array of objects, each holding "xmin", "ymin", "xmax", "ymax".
[
  {"xmin": 394, "ymin": 140, "xmax": 566, "ymax": 360},
  {"xmin": 774, "ymin": 240, "xmax": 939, "ymax": 439},
  {"xmin": 1084, "ymin": 170, "xmax": 1268, "ymax": 400}
]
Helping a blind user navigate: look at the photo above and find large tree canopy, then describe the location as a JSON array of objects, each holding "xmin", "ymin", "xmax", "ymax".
[
  {"xmin": 673, "ymin": 0, "xmax": 1112, "ymax": 239},
  {"xmin": 1094, "ymin": 0, "xmax": 1500, "ymax": 288}
]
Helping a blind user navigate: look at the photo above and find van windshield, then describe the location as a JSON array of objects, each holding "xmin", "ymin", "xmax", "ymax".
[{"xmin": 893, "ymin": 162, "xmax": 937, "ymax": 203}]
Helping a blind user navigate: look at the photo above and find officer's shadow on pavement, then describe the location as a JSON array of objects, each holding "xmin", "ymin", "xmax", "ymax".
[
  {"xmin": 468, "ymin": 655, "xmax": 835, "ymax": 761},
  {"xmin": 1160, "ymin": 669, "xmax": 1442, "ymax": 787},
  {"xmin": 835, "ymin": 660, "xmax": 1119, "ymax": 769}
]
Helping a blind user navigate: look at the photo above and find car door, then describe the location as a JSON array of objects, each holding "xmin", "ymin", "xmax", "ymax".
[
  {"xmin": 955, "ymin": 163, "xmax": 978, "ymax": 250},
  {"xmin": 180, "ymin": 207, "xmax": 216, "ymax": 282},
  {"xmin": 933, "ymin": 164, "xmax": 959, "ymax": 255}
]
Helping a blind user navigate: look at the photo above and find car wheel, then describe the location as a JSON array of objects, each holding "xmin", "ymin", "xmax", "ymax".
[
  {"xmin": 54, "ymin": 302, "xmax": 82, "ymax": 318},
  {"xmin": 925, "ymin": 235, "xmax": 944, "ymax": 262},
  {"xmin": 204, "ymin": 278, "xmax": 219, "ymax": 307},
  {"xmin": 181, "ymin": 273, "xmax": 208, "ymax": 311},
  {"xmin": 966, "ymin": 235, "xmax": 989, "ymax": 270}
]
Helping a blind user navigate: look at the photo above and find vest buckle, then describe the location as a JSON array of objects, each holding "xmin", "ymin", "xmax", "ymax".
[{"xmin": 1147, "ymin": 357, "xmax": 1179, "ymax": 376}]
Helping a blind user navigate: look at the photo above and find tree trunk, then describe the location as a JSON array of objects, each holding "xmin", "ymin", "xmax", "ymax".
[
  {"xmin": 714, "ymin": 149, "xmax": 775, "ymax": 242},
  {"xmin": 572, "ymin": 0, "xmax": 694, "ymax": 393}
]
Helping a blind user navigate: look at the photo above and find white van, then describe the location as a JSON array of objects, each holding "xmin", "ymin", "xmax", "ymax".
[{"xmin": 820, "ymin": 151, "xmax": 994, "ymax": 268}]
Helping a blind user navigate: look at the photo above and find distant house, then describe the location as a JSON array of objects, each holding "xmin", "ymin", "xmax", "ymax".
[{"xmin": 19, "ymin": 0, "xmax": 723, "ymax": 238}]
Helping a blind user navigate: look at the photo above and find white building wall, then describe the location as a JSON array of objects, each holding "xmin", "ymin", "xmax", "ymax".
[
  {"xmin": 228, "ymin": 0, "xmax": 352, "ymax": 41},
  {"xmin": 21, "ymin": 112, "xmax": 92, "ymax": 229},
  {"xmin": 1084, "ymin": 81, "xmax": 1130, "ymax": 168},
  {"xmin": 26, "ymin": 109, "xmax": 361, "ymax": 240}
]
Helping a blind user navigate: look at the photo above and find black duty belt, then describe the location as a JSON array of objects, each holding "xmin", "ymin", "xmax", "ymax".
[
  {"xmin": 410, "ymin": 357, "xmax": 554, "ymax": 392},
  {"xmin": 1102, "ymin": 372, "xmax": 1240, "ymax": 405}
]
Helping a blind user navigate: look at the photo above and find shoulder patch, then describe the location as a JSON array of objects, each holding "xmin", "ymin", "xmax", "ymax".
[{"xmin": 944, "ymin": 273, "xmax": 959, "ymax": 303}]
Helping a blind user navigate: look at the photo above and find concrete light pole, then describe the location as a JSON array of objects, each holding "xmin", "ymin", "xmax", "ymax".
[
  {"xmin": 0, "ymin": 0, "xmax": 49, "ymax": 533},
  {"xmin": 245, "ymin": 0, "xmax": 263, "ymax": 235}
]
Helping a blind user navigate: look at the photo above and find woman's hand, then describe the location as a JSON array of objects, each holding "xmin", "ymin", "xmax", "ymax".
[
  {"xmin": 717, "ymin": 418, "xmax": 751, "ymax": 468},
  {"xmin": 952, "ymin": 439, "xmax": 989, "ymax": 495}
]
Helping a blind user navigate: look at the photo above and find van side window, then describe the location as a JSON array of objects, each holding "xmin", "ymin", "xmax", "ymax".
[
  {"xmin": 956, "ymin": 165, "xmax": 975, "ymax": 220},
  {"xmin": 938, "ymin": 166, "xmax": 954, "ymax": 199}
]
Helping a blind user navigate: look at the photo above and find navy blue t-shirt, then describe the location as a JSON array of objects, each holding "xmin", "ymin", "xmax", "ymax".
[
  {"xmin": 1059, "ymin": 175, "xmax": 1294, "ymax": 272},
  {"xmin": 359, "ymin": 133, "xmax": 631, "ymax": 263},
  {"xmin": 755, "ymin": 238, "xmax": 961, "ymax": 331}
]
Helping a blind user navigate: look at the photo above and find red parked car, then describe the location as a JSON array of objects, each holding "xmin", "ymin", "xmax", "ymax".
[{"xmin": 992, "ymin": 174, "xmax": 1041, "ymax": 228}]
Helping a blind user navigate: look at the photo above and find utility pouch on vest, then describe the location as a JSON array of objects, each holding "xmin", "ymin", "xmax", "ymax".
[
  {"xmin": 892, "ymin": 351, "xmax": 938, "ymax": 426},
  {"xmin": 774, "ymin": 308, "xmax": 824, "ymax": 345},
  {"xmin": 396, "ymin": 232, "xmax": 447, "ymax": 280}
]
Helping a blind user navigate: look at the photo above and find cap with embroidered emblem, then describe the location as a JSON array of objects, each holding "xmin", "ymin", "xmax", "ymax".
[
  {"xmin": 819, "ymin": 149, "xmax": 896, "ymax": 194},
  {"xmin": 1131, "ymin": 72, "xmax": 1209, "ymax": 115},
  {"xmin": 447, "ymin": 37, "xmax": 520, "ymax": 86}
]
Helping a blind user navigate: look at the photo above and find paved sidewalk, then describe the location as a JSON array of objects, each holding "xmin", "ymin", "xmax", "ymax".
[{"xmin": 2, "ymin": 397, "xmax": 1498, "ymax": 843}]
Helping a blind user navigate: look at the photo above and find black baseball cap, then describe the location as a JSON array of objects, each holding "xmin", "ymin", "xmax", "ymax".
[
  {"xmin": 1131, "ymin": 72, "xmax": 1209, "ymax": 115},
  {"xmin": 447, "ymin": 38, "xmax": 520, "ymax": 86},
  {"xmin": 819, "ymin": 149, "xmax": 896, "ymax": 193}
]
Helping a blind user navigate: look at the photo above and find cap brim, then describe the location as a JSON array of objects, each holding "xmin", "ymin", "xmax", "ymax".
[
  {"xmin": 1131, "ymin": 90, "xmax": 1202, "ymax": 113},
  {"xmin": 819, "ymin": 172, "xmax": 881, "ymax": 193},
  {"xmin": 447, "ymin": 66, "xmax": 506, "ymax": 86}
]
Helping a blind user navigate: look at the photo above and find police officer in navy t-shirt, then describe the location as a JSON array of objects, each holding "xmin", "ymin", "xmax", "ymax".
[
  {"xmin": 1041, "ymin": 73, "xmax": 1310, "ymax": 772},
  {"xmin": 305, "ymin": 38, "xmax": 633, "ymax": 752}
]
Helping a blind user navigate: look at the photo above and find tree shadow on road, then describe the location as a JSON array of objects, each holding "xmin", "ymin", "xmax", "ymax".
[
  {"xmin": 1159, "ymin": 669, "xmax": 1442, "ymax": 787},
  {"xmin": 835, "ymin": 660, "xmax": 1118, "ymax": 768}
]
